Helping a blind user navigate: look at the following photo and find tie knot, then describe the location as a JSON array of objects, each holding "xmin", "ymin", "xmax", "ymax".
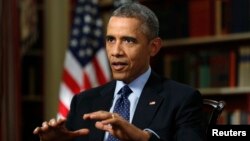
[{"xmin": 118, "ymin": 85, "xmax": 132, "ymax": 98}]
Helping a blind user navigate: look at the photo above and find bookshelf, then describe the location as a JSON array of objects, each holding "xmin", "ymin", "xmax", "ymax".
[
  {"xmin": 20, "ymin": 0, "xmax": 44, "ymax": 140},
  {"xmin": 159, "ymin": 33, "xmax": 250, "ymax": 125},
  {"xmin": 160, "ymin": 33, "xmax": 250, "ymax": 94},
  {"xmin": 199, "ymin": 87, "xmax": 250, "ymax": 95},
  {"xmin": 162, "ymin": 32, "xmax": 250, "ymax": 48},
  {"xmin": 145, "ymin": 0, "xmax": 250, "ymax": 125}
]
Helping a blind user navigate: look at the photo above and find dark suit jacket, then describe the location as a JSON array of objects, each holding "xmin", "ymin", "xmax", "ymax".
[{"xmin": 66, "ymin": 71, "xmax": 205, "ymax": 141}]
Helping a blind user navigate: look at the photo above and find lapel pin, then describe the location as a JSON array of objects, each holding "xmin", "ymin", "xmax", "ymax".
[{"xmin": 149, "ymin": 101, "xmax": 156, "ymax": 105}]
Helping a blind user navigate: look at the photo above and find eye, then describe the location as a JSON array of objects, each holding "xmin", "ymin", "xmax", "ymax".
[
  {"xmin": 124, "ymin": 37, "xmax": 136, "ymax": 44},
  {"xmin": 106, "ymin": 36, "xmax": 115, "ymax": 43}
]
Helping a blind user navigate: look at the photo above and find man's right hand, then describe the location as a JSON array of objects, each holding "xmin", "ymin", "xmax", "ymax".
[{"xmin": 33, "ymin": 118, "xmax": 89, "ymax": 141}]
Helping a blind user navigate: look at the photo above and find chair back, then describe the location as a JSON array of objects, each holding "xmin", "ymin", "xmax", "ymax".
[{"xmin": 202, "ymin": 99, "xmax": 226, "ymax": 136}]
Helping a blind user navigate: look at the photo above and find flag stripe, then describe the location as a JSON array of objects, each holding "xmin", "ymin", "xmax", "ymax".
[
  {"xmin": 63, "ymin": 69, "xmax": 81, "ymax": 94},
  {"xmin": 58, "ymin": 101, "xmax": 69, "ymax": 118},
  {"xmin": 59, "ymin": 83, "xmax": 74, "ymax": 109},
  {"xmin": 85, "ymin": 61, "xmax": 99, "ymax": 87},
  {"xmin": 93, "ymin": 56, "xmax": 107, "ymax": 85},
  {"xmin": 65, "ymin": 51, "xmax": 83, "ymax": 85},
  {"xmin": 96, "ymin": 49, "xmax": 110, "ymax": 80},
  {"xmin": 83, "ymin": 72, "xmax": 92, "ymax": 89}
]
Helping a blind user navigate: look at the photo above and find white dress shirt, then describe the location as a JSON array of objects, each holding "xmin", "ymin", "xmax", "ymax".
[{"xmin": 104, "ymin": 67, "xmax": 151, "ymax": 140}]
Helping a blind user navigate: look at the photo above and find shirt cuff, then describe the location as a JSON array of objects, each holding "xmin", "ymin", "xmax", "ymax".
[{"xmin": 144, "ymin": 128, "xmax": 160, "ymax": 139}]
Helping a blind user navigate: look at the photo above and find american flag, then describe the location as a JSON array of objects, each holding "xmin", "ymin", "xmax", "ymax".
[{"xmin": 58, "ymin": 0, "xmax": 111, "ymax": 118}]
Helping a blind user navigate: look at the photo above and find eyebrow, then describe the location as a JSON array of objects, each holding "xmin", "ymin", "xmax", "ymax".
[
  {"xmin": 105, "ymin": 35, "xmax": 137, "ymax": 41},
  {"xmin": 105, "ymin": 35, "xmax": 114, "ymax": 40},
  {"xmin": 122, "ymin": 36, "xmax": 137, "ymax": 43}
]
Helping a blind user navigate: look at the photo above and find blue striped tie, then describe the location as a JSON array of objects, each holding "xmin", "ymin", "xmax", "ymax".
[{"xmin": 106, "ymin": 85, "xmax": 132, "ymax": 141}]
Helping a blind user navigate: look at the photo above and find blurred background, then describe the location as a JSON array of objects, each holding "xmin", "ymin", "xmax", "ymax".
[{"xmin": 1, "ymin": 0, "xmax": 250, "ymax": 141}]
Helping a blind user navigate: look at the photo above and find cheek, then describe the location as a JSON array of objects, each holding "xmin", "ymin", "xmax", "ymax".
[
  {"xmin": 105, "ymin": 47, "xmax": 112, "ymax": 57},
  {"xmin": 129, "ymin": 52, "xmax": 145, "ymax": 66}
]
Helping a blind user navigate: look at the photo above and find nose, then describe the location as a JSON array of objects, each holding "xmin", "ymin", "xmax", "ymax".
[{"xmin": 111, "ymin": 41, "xmax": 123, "ymax": 57}]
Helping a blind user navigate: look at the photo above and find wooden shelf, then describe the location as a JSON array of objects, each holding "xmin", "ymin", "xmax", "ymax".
[
  {"xmin": 162, "ymin": 32, "xmax": 250, "ymax": 48},
  {"xmin": 22, "ymin": 95, "xmax": 42, "ymax": 102},
  {"xmin": 21, "ymin": 48, "xmax": 43, "ymax": 57},
  {"xmin": 199, "ymin": 87, "xmax": 250, "ymax": 95}
]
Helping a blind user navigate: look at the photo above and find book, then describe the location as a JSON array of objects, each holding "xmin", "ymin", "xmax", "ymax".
[
  {"xmin": 229, "ymin": 49, "xmax": 237, "ymax": 87},
  {"xmin": 209, "ymin": 51, "xmax": 230, "ymax": 87},
  {"xmin": 230, "ymin": 0, "xmax": 250, "ymax": 33},
  {"xmin": 214, "ymin": 0, "xmax": 233, "ymax": 35},
  {"xmin": 238, "ymin": 46, "xmax": 250, "ymax": 87},
  {"xmin": 198, "ymin": 51, "xmax": 211, "ymax": 88},
  {"xmin": 188, "ymin": 0, "xmax": 215, "ymax": 37}
]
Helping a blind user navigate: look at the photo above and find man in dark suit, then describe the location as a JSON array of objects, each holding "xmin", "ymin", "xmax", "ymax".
[{"xmin": 33, "ymin": 2, "xmax": 205, "ymax": 141}]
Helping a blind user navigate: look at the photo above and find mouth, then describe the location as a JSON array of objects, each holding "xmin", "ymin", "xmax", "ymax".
[{"xmin": 111, "ymin": 62, "xmax": 128, "ymax": 71}]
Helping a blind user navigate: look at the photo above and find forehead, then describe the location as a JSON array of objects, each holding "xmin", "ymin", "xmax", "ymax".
[
  {"xmin": 107, "ymin": 16, "xmax": 145, "ymax": 37},
  {"xmin": 107, "ymin": 17, "xmax": 142, "ymax": 32}
]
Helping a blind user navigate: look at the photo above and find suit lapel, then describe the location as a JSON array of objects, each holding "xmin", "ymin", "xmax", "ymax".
[
  {"xmin": 88, "ymin": 81, "xmax": 116, "ymax": 141},
  {"xmin": 132, "ymin": 72, "xmax": 164, "ymax": 129}
]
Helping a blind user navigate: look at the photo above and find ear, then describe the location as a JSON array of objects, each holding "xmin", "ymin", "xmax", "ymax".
[{"xmin": 150, "ymin": 37, "xmax": 162, "ymax": 57}]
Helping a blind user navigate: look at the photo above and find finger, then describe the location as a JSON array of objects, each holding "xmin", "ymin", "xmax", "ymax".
[
  {"xmin": 41, "ymin": 121, "xmax": 50, "ymax": 131},
  {"xmin": 72, "ymin": 128, "xmax": 90, "ymax": 137},
  {"xmin": 47, "ymin": 118, "xmax": 66, "ymax": 128},
  {"xmin": 57, "ymin": 118, "xmax": 67, "ymax": 126},
  {"xmin": 83, "ymin": 111, "xmax": 104, "ymax": 119},
  {"xmin": 57, "ymin": 117, "xmax": 66, "ymax": 122},
  {"xmin": 95, "ymin": 121, "xmax": 112, "ymax": 132},
  {"xmin": 100, "ymin": 113, "xmax": 122, "ymax": 125},
  {"xmin": 83, "ymin": 113, "xmax": 91, "ymax": 120},
  {"xmin": 48, "ymin": 118, "xmax": 57, "ymax": 127},
  {"xmin": 83, "ymin": 111, "xmax": 111, "ymax": 120},
  {"xmin": 33, "ymin": 127, "xmax": 41, "ymax": 134},
  {"xmin": 42, "ymin": 121, "xmax": 49, "ymax": 127}
]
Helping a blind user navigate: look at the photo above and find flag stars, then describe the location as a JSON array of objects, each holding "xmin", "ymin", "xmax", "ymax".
[
  {"xmin": 78, "ymin": 48, "xmax": 93, "ymax": 58},
  {"xmin": 91, "ymin": 8, "xmax": 97, "ymax": 15},
  {"xmin": 80, "ymin": 38, "xmax": 87, "ymax": 46},
  {"xmin": 76, "ymin": 7, "xmax": 84, "ymax": 14},
  {"xmin": 84, "ymin": 5, "xmax": 97, "ymax": 15},
  {"xmin": 84, "ymin": 5, "xmax": 91, "ymax": 12},
  {"xmin": 92, "ymin": 40, "xmax": 98, "ymax": 48},
  {"xmin": 72, "ymin": 28, "xmax": 79, "ymax": 36},
  {"xmin": 86, "ymin": 48, "xmax": 93, "ymax": 56},
  {"xmin": 78, "ymin": 49, "xmax": 85, "ymax": 57},
  {"xmin": 83, "ymin": 25, "xmax": 90, "ymax": 34},
  {"xmin": 70, "ymin": 39, "xmax": 78, "ymax": 47},
  {"xmin": 96, "ymin": 19, "xmax": 103, "ymax": 27},
  {"xmin": 84, "ymin": 14, "xmax": 92, "ymax": 23},
  {"xmin": 74, "ymin": 17, "xmax": 81, "ymax": 25},
  {"xmin": 94, "ymin": 29, "xmax": 101, "ymax": 37}
]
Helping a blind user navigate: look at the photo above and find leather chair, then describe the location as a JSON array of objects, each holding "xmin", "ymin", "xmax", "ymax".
[{"xmin": 202, "ymin": 99, "xmax": 226, "ymax": 138}]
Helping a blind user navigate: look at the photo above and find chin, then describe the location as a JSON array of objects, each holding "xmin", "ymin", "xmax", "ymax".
[{"xmin": 112, "ymin": 73, "xmax": 128, "ymax": 81}]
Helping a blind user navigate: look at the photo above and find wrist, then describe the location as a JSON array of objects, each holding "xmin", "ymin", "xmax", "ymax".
[{"xmin": 141, "ymin": 130, "xmax": 151, "ymax": 141}]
